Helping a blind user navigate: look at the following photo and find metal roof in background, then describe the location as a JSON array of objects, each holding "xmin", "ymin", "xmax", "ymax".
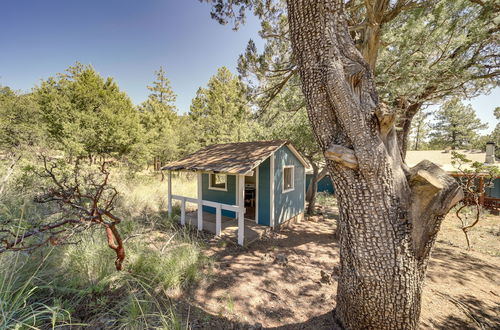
[{"xmin": 406, "ymin": 150, "xmax": 498, "ymax": 172}]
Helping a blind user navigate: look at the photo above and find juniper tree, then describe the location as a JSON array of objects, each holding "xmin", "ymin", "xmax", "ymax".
[
  {"xmin": 35, "ymin": 63, "xmax": 143, "ymax": 162},
  {"xmin": 200, "ymin": 0, "xmax": 474, "ymax": 328},
  {"xmin": 232, "ymin": 0, "xmax": 499, "ymax": 156},
  {"xmin": 430, "ymin": 98, "xmax": 488, "ymax": 149}
]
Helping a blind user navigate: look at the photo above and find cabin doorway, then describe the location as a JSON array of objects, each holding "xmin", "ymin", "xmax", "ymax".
[{"xmin": 244, "ymin": 173, "xmax": 257, "ymax": 222}]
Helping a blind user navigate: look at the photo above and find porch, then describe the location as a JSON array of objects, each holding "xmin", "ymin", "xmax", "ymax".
[
  {"xmin": 183, "ymin": 210, "xmax": 270, "ymax": 244},
  {"xmin": 167, "ymin": 170, "xmax": 261, "ymax": 246}
]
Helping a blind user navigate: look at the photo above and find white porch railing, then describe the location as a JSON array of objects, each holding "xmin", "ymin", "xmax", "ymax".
[
  {"xmin": 171, "ymin": 194, "xmax": 245, "ymax": 241},
  {"xmin": 167, "ymin": 172, "xmax": 246, "ymax": 245}
]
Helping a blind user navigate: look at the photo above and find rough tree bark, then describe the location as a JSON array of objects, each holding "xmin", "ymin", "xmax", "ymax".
[{"xmin": 286, "ymin": 1, "xmax": 463, "ymax": 329}]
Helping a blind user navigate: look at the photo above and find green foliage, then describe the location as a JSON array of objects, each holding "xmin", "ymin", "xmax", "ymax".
[
  {"xmin": 376, "ymin": 0, "xmax": 499, "ymax": 106},
  {"xmin": 491, "ymin": 106, "xmax": 500, "ymax": 156},
  {"xmin": 34, "ymin": 63, "xmax": 143, "ymax": 159},
  {"xmin": 451, "ymin": 151, "xmax": 499, "ymax": 249},
  {"xmin": 139, "ymin": 66, "xmax": 180, "ymax": 165},
  {"xmin": 0, "ymin": 86, "xmax": 45, "ymax": 152},
  {"xmin": 236, "ymin": 11, "xmax": 320, "ymax": 161},
  {"xmin": 430, "ymin": 98, "xmax": 487, "ymax": 149},
  {"xmin": 451, "ymin": 151, "xmax": 499, "ymax": 178},
  {"xmin": 408, "ymin": 110, "xmax": 431, "ymax": 150},
  {"xmin": 230, "ymin": 0, "xmax": 498, "ymax": 153},
  {"xmin": 256, "ymin": 83, "xmax": 319, "ymax": 160},
  {"xmin": 188, "ymin": 67, "xmax": 253, "ymax": 148}
]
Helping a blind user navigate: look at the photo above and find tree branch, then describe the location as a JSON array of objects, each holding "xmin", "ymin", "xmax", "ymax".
[
  {"xmin": 324, "ymin": 144, "xmax": 359, "ymax": 169},
  {"xmin": 409, "ymin": 160, "xmax": 463, "ymax": 260}
]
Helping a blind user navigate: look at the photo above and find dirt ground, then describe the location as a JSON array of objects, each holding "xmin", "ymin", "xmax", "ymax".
[{"xmin": 179, "ymin": 201, "xmax": 500, "ymax": 329}]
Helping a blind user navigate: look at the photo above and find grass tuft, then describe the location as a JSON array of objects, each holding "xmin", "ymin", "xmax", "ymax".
[{"xmin": 0, "ymin": 169, "xmax": 205, "ymax": 328}]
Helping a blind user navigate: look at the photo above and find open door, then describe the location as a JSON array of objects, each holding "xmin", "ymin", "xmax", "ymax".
[{"xmin": 244, "ymin": 173, "xmax": 256, "ymax": 222}]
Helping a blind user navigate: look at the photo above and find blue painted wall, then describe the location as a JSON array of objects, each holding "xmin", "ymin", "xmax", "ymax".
[
  {"xmin": 273, "ymin": 146, "xmax": 305, "ymax": 224},
  {"xmin": 486, "ymin": 178, "xmax": 500, "ymax": 198},
  {"xmin": 201, "ymin": 173, "xmax": 237, "ymax": 218},
  {"xmin": 257, "ymin": 158, "xmax": 271, "ymax": 225},
  {"xmin": 199, "ymin": 145, "xmax": 306, "ymax": 225},
  {"xmin": 306, "ymin": 174, "xmax": 335, "ymax": 194}
]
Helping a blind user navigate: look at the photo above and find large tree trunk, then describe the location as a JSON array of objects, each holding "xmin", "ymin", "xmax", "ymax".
[{"xmin": 286, "ymin": 1, "xmax": 463, "ymax": 329}]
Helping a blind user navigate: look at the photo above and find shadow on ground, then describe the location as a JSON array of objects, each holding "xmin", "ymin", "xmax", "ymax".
[{"xmin": 170, "ymin": 207, "xmax": 499, "ymax": 329}]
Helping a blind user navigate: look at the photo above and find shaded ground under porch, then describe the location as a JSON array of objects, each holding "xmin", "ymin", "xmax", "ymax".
[{"xmin": 184, "ymin": 210, "xmax": 270, "ymax": 246}]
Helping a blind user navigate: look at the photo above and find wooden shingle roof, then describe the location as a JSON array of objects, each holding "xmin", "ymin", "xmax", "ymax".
[{"xmin": 162, "ymin": 140, "xmax": 307, "ymax": 174}]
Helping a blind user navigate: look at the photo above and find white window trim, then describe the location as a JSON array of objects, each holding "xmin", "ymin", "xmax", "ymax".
[
  {"xmin": 208, "ymin": 173, "xmax": 228, "ymax": 191},
  {"xmin": 282, "ymin": 165, "xmax": 295, "ymax": 193}
]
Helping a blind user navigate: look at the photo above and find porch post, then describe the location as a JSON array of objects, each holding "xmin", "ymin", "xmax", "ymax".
[
  {"xmin": 167, "ymin": 171, "xmax": 172, "ymax": 217},
  {"xmin": 180, "ymin": 197, "xmax": 186, "ymax": 225},
  {"xmin": 255, "ymin": 167, "xmax": 259, "ymax": 224},
  {"xmin": 215, "ymin": 204, "xmax": 222, "ymax": 236},
  {"xmin": 270, "ymin": 154, "xmax": 275, "ymax": 227},
  {"xmin": 238, "ymin": 174, "xmax": 245, "ymax": 245},
  {"xmin": 197, "ymin": 172, "xmax": 203, "ymax": 230}
]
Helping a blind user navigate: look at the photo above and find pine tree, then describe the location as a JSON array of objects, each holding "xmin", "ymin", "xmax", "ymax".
[
  {"xmin": 408, "ymin": 110, "xmax": 431, "ymax": 150},
  {"xmin": 204, "ymin": 1, "xmax": 469, "ymax": 328},
  {"xmin": 140, "ymin": 66, "xmax": 179, "ymax": 169},
  {"xmin": 146, "ymin": 66, "xmax": 177, "ymax": 106},
  {"xmin": 430, "ymin": 98, "xmax": 488, "ymax": 149},
  {"xmin": 491, "ymin": 106, "xmax": 500, "ymax": 157},
  {"xmin": 189, "ymin": 67, "xmax": 251, "ymax": 147}
]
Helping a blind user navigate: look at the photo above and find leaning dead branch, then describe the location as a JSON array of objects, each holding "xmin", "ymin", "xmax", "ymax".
[{"xmin": 0, "ymin": 156, "xmax": 126, "ymax": 270}]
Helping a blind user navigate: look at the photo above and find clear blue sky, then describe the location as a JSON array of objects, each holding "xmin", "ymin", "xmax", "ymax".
[
  {"xmin": 1, "ymin": 0, "xmax": 497, "ymax": 132},
  {"xmin": 0, "ymin": 0, "xmax": 262, "ymax": 113}
]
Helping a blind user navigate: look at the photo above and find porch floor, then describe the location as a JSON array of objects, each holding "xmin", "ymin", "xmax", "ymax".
[{"xmin": 184, "ymin": 211, "xmax": 270, "ymax": 245}]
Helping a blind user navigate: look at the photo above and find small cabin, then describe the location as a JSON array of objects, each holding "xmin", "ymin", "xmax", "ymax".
[{"xmin": 162, "ymin": 140, "xmax": 308, "ymax": 245}]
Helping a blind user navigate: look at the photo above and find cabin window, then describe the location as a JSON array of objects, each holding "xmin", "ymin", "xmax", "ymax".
[
  {"xmin": 283, "ymin": 166, "xmax": 294, "ymax": 193},
  {"xmin": 209, "ymin": 173, "xmax": 227, "ymax": 191}
]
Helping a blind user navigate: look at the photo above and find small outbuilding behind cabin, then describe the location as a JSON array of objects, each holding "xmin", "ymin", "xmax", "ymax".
[
  {"xmin": 306, "ymin": 172, "xmax": 335, "ymax": 195},
  {"xmin": 406, "ymin": 148, "xmax": 500, "ymax": 211}
]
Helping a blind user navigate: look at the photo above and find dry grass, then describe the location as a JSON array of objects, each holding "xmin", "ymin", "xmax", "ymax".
[
  {"xmin": 2, "ymin": 166, "xmax": 498, "ymax": 329},
  {"xmin": 438, "ymin": 208, "xmax": 500, "ymax": 257},
  {"xmin": 0, "ymin": 169, "xmax": 207, "ymax": 329},
  {"xmin": 113, "ymin": 171, "xmax": 197, "ymax": 219}
]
